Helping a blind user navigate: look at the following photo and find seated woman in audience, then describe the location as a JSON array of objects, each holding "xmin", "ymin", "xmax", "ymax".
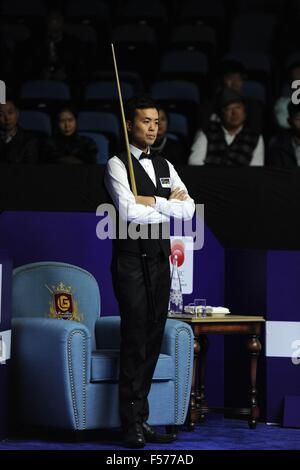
[
  {"xmin": 151, "ymin": 107, "xmax": 188, "ymax": 165},
  {"xmin": 43, "ymin": 107, "xmax": 97, "ymax": 164}
]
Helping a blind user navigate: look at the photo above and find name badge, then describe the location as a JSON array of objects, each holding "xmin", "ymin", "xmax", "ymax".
[{"xmin": 160, "ymin": 177, "xmax": 171, "ymax": 188}]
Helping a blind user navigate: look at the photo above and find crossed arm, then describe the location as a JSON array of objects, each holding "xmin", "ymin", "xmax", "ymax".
[
  {"xmin": 135, "ymin": 187, "xmax": 188, "ymax": 207},
  {"xmin": 105, "ymin": 157, "xmax": 195, "ymax": 224}
]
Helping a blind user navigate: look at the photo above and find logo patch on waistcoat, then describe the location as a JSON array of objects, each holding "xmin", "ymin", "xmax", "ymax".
[{"xmin": 160, "ymin": 177, "xmax": 171, "ymax": 188}]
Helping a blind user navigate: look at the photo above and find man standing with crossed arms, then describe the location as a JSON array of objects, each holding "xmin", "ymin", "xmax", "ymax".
[{"xmin": 105, "ymin": 96, "xmax": 195, "ymax": 448}]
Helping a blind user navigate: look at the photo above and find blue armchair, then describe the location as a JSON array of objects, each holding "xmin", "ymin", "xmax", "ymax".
[{"xmin": 11, "ymin": 262, "xmax": 194, "ymax": 431}]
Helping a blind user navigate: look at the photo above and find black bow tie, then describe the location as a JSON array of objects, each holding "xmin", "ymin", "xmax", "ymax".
[{"xmin": 139, "ymin": 151, "xmax": 156, "ymax": 161}]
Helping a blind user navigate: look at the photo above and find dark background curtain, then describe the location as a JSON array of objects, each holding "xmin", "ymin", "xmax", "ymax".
[{"xmin": 1, "ymin": 164, "xmax": 299, "ymax": 249}]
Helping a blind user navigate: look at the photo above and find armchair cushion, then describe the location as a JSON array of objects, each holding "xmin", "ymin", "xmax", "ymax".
[{"xmin": 91, "ymin": 350, "xmax": 173, "ymax": 382}]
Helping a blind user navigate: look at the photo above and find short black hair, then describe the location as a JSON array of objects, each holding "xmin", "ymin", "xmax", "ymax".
[
  {"xmin": 288, "ymin": 100, "xmax": 300, "ymax": 119},
  {"xmin": 57, "ymin": 106, "xmax": 77, "ymax": 120},
  {"xmin": 125, "ymin": 95, "xmax": 159, "ymax": 122},
  {"xmin": 2, "ymin": 94, "xmax": 19, "ymax": 109},
  {"xmin": 219, "ymin": 59, "xmax": 247, "ymax": 79}
]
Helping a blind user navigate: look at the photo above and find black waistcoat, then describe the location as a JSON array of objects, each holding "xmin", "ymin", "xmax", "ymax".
[
  {"xmin": 112, "ymin": 151, "xmax": 171, "ymax": 258},
  {"xmin": 205, "ymin": 121, "xmax": 259, "ymax": 167}
]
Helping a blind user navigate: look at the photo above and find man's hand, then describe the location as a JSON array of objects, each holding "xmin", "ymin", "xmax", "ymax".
[
  {"xmin": 135, "ymin": 195, "xmax": 156, "ymax": 206},
  {"xmin": 169, "ymin": 188, "xmax": 188, "ymax": 201}
]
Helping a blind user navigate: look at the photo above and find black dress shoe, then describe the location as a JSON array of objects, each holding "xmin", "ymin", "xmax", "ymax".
[
  {"xmin": 142, "ymin": 422, "xmax": 177, "ymax": 443},
  {"xmin": 123, "ymin": 423, "xmax": 145, "ymax": 448}
]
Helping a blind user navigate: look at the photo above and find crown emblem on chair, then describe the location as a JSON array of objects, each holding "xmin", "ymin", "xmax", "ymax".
[
  {"xmin": 52, "ymin": 282, "xmax": 72, "ymax": 294},
  {"xmin": 46, "ymin": 282, "xmax": 82, "ymax": 322}
]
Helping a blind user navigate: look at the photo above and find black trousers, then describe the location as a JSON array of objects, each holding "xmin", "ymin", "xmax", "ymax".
[{"xmin": 111, "ymin": 250, "xmax": 171, "ymax": 430}]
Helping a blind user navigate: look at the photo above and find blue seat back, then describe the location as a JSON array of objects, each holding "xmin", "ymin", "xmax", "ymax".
[
  {"xmin": 180, "ymin": 0, "xmax": 225, "ymax": 20},
  {"xmin": 77, "ymin": 111, "xmax": 120, "ymax": 137},
  {"xmin": 121, "ymin": 0, "xmax": 166, "ymax": 17},
  {"xmin": 64, "ymin": 24, "xmax": 98, "ymax": 46},
  {"xmin": 161, "ymin": 50, "xmax": 208, "ymax": 75},
  {"xmin": 151, "ymin": 80, "xmax": 200, "ymax": 103},
  {"xmin": 242, "ymin": 81, "xmax": 266, "ymax": 103},
  {"xmin": 171, "ymin": 24, "xmax": 217, "ymax": 48},
  {"xmin": 65, "ymin": 0, "xmax": 109, "ymax": 20},
  {"xmin": 111, "ymin": 24, "xmax": 157, "ymax": 45},
  {"xmin": 1, "ymin": 0, "xmax": 46, "ymax": 16},
  {"xmin": 12, "ymin": 262, "xmax": 101, "ymax": 347},
  {"xmin": 19, "ymin": 110, "xmax": 52, "ymax": 135},
  {"xmin": 79, "ymin": 132, "xmax": 109, "ymax": 164},
  {"xmin": 21, "ymin": 81, "xmax": 71, "ymax": 100},
  {"xmin": 84, "ymin": 81, "xmax": 134, "ymax": 101},
  {"xmin": 168, "ymin": 112, "xmax": 189, "ymax": 138}
]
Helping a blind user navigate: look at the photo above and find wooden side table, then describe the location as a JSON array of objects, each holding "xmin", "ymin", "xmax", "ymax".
[{"xmin": 169, "ymin": 315, "xmax": 265, "ymax": 430}]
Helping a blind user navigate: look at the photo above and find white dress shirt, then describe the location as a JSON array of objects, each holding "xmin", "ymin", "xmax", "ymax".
[
  {"xmin": 105, "ymin": 144, "xmax": 195, "ymax": 225},
  {"xmin": 188, "ymin": 126, "xmax": 265, "ymax": 166}
]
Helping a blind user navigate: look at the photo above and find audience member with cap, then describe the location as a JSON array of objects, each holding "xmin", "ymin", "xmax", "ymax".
[
  {"xmin": 198, "ymin": 60, "xmax": 265, "ymax": 134},
  {"xmin": 188, "ymin": 88, "xmax": 264, "ymax": 166},
  {"xmin": 268, "ymin": 101, "xmax": 300, "ymax": 167}
]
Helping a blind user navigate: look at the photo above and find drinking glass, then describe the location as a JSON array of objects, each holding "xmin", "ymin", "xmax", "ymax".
[{"xmin": 194, "ymin": 299, "xmax": 207, "ymax": 318}]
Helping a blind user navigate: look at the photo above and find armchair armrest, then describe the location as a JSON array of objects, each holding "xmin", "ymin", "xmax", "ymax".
[
  {"xmin": 95, "ymin": 316, "xmax": 121, "ymax": 350},
  {"xmin": 12, "ymin": 317, "xmax": 91, "ymax": 430},
  {"xmin": 95, "ymin": 316, "xmax": 194, "ymax": 426},
  {"xmin": 161, "ymin": 319, "xmax": 194, "ymax": 425}
]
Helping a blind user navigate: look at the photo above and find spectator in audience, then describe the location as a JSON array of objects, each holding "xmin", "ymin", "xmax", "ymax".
[
  {"xmin": 0, "ymin": 99, "xmax": 39, "ymax": 163},
  {"xmin": 269, "ymin": 101, "xmax": 300, "ymax": 168},
  {"xmin": 189, "ymin": 88, "xmax": 264, "ymax": 167},
  {"xmin": 17, "ymin": 11, "xmax": 85, "ymax": 82},
  {"xmin": 222, "ymin": 59, "xmax": 246, "ymax": 93},
  {"xmin": 273, "ymin": 61, "xmax": 300, "ymax": 130},
  {"xmin": 0, "ymin": 34, "xmax": 14, "ymax": 86},
  {"xmin": 43, "ymin": 107, "xmax": 97, "ymax": 164},
  {"xmin": 151, "ymin": 107, "xmax": 188, "ymax": 165},
  {"xmin": 199, "ymin": 60, "xmax": 264, "ymax": 134}
]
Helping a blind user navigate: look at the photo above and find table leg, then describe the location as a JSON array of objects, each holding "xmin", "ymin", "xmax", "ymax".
[
  {"xmin": 187, "ymin": 333, "xmax": 200, "ymax": 431},
  {"xmin": 246, "ymin": 334, "xmax": 262, "ymax": 429},
  {"xmin": 197, "ymin": 335, "xmax": 209, "ymax": 422}
]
